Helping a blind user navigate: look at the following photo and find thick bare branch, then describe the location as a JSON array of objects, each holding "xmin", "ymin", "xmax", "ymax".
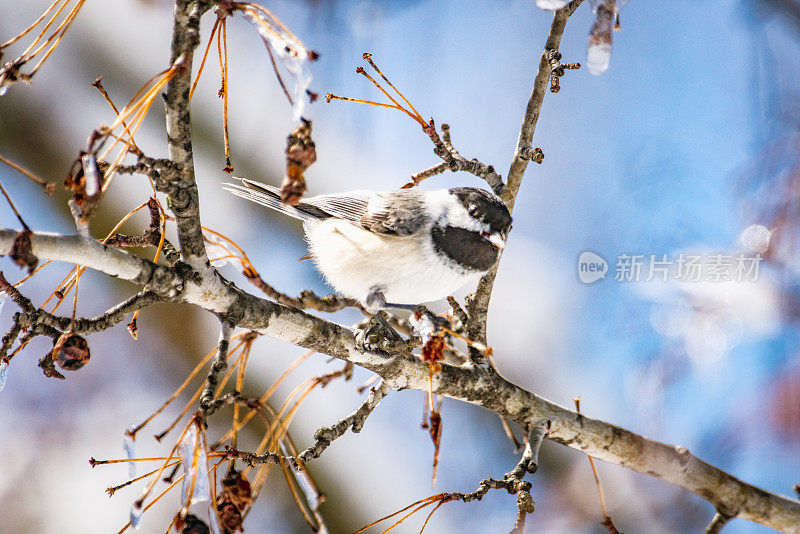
[
  {"xmin": 0, "ymin": 229, "xmax": 179, "ymax": 290},
  {"xmin": 162, "ymin": 0, "xmax": 212, "ymax": 268},
  {"xmin": 1, "ymin": 227, "xmax": 799, "ymax": 532}
]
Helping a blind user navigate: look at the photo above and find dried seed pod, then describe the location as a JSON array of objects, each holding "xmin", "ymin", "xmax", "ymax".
[
  {"xmin": 175, "ymin": 513, "xmax": 210, "ymax": 534},
  {"xmin": 216, "ymin": 494, "xmax": 244, "ymax": 533},
  {"xmin": 421, "ymin": 334, "xmax": 445, "ymax": 363},
  {"xmin": 52, "ymin": 333, "xmax": 91, "ymax": 371},
  {"xmin": 9, "ymin": 229, "xmax": 38, "ymax": 274},
  {"xmin": 127, "ymin": 316, "xmax": 138, "ymax": 340},
  {"xmin": 221, "ymin": 470, "xmax": 253, "ymax": 509},
  {"xmin": 281, "ymin": 118, "xmax": 316, "ymax": 205}
]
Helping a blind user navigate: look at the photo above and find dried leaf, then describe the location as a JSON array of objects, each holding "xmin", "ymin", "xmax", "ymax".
[
  {"xmin": 127, "ymin": 316, "xmax": 139, "ymax": 340},
  {"xmin": 216, "ymin": 495, "xmax": 243, "ymax": 533},
  {"xmin": 9, "ymin": 229, "xmax": 38, "ymax": 274},
  {"xmin": 429, "ymin": 409, "xmax": 442, "ymax": 485}
]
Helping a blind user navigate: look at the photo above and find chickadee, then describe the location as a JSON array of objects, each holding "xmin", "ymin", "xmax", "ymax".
[{"xmin": 224, "ymin": 178, "xmax": 512, "ymax": 311}]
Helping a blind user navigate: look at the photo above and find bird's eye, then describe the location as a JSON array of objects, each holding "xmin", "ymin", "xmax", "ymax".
[{"xmin": 468, "ymin": 205, "xmax": 478, "ymax": 216}]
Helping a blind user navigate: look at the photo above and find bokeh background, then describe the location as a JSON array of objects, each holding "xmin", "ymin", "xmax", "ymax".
[{"xmin": 1, "ymin": 1, "xmax": 800, "ymax": 532}]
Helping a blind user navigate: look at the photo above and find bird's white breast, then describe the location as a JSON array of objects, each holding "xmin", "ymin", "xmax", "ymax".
[{"xmin": 304, "ymin": 219, "xmax": 481, "ymax": 304}]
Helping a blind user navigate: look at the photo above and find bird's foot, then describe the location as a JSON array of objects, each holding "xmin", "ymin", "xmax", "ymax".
[{"xmin": 355, "ymin": 311, "xmax": 408, "ymax": 354}]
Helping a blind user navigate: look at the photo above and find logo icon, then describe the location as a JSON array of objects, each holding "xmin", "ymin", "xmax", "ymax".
[{"xmin": 578, "ymin": 251, "xmax": 608, "ymax": 284}]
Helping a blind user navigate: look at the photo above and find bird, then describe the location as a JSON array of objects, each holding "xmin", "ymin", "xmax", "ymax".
[{"xmin": 224, "ymin": 178, "xmax": 512, "ymax": 312}]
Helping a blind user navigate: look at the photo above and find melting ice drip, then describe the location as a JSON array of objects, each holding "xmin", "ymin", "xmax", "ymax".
[
  {"xmin": 241, "ymin": 7, "xmax": 314, "ymax": 121},
  {"xmin": 534, "ymin": 0, "xmax": 628, "ymax": 76}
]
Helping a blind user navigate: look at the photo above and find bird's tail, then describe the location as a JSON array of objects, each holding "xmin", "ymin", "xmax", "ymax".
[{"xmin": 223, "ymin": 178, "xmax": 317, "ymax": 222}]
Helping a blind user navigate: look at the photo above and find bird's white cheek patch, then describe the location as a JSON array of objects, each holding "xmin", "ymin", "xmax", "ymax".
[{"xmin": 428, "ymin": 190, "xmax": 490, "ymax": 234}]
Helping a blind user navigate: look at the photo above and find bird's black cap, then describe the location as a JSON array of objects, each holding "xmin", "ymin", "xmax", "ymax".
[{"xmin": 450, "ymin": 187, "xmax": 512, "ymax": 233}]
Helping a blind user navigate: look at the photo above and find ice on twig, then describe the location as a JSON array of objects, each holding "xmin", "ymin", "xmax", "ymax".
[
  {"xmin": 0, "ymin": 360, "xmax": 8, "ymax": 393},
  {"xmin": 209, "ymin": 505, "xmax": 223, "ymax": 534},
  {"xmin": 409, "ymin": 312, "xmax": 436, "ymax": 339},
  {"xmin": 123, "ymin": 427, "xmax": 137, "ymax": 478},
  {"xmin": 587, "ymin": 0, "xmax": 616, "ymax": 75},
  {"xmin": 281, "ymin": 442, "xmax": 323, "ymax": 510},
  {"xmin": 129, "ymin": 501, "xmax": 143, "ymax": 529},
  {"xmin": 179, "ymin": 422, "xmax": 211, "ymax": 506},
  {"xmin": 81, "ymin": 154, "xmax": 100, "ymax": 197},
  {"xmin": 535, "ymin": 0, "xmax": 571, "ymax": 9},
  {"xmin": 205, "ymin": 233, "xmax": 238, "ymax": 268},
  {"xmin": 241, "ymin": 7, "xmax": 313, "ymax": 121}
]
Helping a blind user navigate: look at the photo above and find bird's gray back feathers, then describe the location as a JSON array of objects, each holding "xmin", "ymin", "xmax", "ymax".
[{"xmin": 224, "ymin": 178, "xmax": 428, "ymax": 236}]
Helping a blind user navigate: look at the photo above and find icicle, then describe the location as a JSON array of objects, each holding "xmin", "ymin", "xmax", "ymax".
[
  {"xmin": 535, "ymin": 0, "xmax": 571, "ymax": 9},
  {"xmin": 587, "ymin": 0, "xmax": 616, "ymax": 75},
  {"xmin": 0, "ymin": 360, "xmax": 8, "ymax": 393},
  {"xmin": 81, "ymin": 153, "xmax": 100, "ymax": 197},
  {"xmin": 205, "ymin": 233, "xmax": 237, "ymax": 268},
  {"xmin": 123, "ymin": 427, "xmax": 137, "ymax": 478},
  {"xmin": 179, "ymin": 423, "xmax": 211, "ymax": 506},
  {"xmin": 129, "ymin": 501, "xmax": 143, "ymax": 529},
  {"xmin": 409, "ymin": 312, "xmax": 436, "ymax": 339},
  {"xmin": 241, "ymin": 9, "xmax": 313, "ymax": 121},
  {"xmin": 208, "ymin": 505, "xmax": 223, "ymax": 534},
  {"xmin": 280, "ymin": 442, "xmax": 323, "ymax": 510}
]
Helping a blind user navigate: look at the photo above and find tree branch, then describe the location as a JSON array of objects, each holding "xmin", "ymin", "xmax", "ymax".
[
  {"xmin": 162, "ymin": 0, "xmax": 212, "ymax": 268},
  {"xmin": 464, "ymin": 1, "xmax": 584, "ymax": 356},
  {"xmin": 200, "ymin": 321, "xmax": 232, "ymax": 414},
  {"xmin": 296, "ymin": 379, "xmax": 392, "ymax": 463},
  {"xmin": 706, "ymin": 511, "xmax": 733, "ymax": 534},
  {"xmin": 0, "ymin": 229, "xmax": 179, "ymax": 289},
  {"xmin": 412, "ymin": 121, "xmax": 505, "ymax": 194},
  {"xmin": 2, "ymin": 227, "xmax": 797, "ymax": 532},
  {"xmin": 2, "ymin": 2, "xmax": 797, "ymax": 530}
]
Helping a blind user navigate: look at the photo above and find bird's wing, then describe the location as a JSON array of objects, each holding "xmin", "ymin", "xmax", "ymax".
[
  {"xmin": 300, "ymin": 191, "xmax": 373, "ymax": 223},
  {"xmin": 225, "ymin": 178, "xmax": 427, "ymax": 235},
  {"xmin": 359, "ymin": 190, "xmax": 428, "ymax": 236},
  {"xmin": 224, "ymin": 178, "xmax": 319, "ymax": 221}
]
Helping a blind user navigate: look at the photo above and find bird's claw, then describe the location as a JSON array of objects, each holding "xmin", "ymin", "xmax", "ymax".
[{"xmin": 355, "ymin": 312, "xmax": 406, "ymax": 354}]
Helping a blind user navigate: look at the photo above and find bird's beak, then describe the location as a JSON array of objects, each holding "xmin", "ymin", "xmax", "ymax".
[{"xmin": 483, "ymin": 231, "xmax": 506, "ymax": 249}]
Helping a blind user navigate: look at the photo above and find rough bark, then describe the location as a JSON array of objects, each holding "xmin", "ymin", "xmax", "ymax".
[{"xmin": 1, "ymin": 228, "xmax": 798, "ymax": 533}]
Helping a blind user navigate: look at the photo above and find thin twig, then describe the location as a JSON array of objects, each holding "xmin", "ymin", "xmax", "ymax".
[
  {"xmin": 705, "ymin": 512, "xmax": 732, "ymax": 534},
  {"xmin": 200, "ymin": 322, "xmax": 233, "ymax": 414}
]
